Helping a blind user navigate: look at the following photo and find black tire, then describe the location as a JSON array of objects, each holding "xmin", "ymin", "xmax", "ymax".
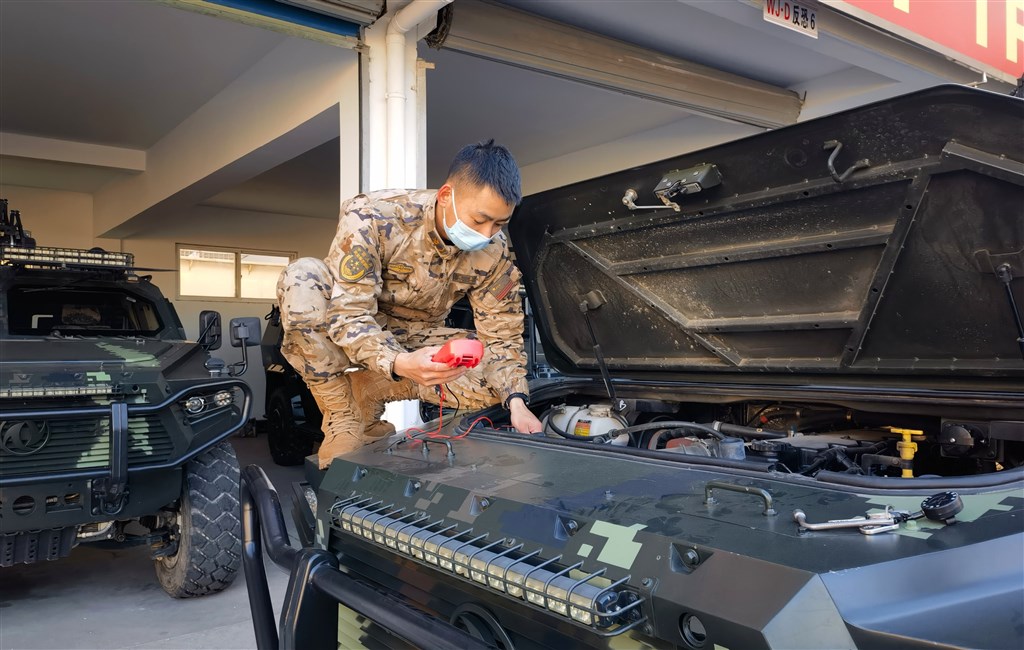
[
  {"xmin": 154, "ymin": 441, "xmax": 241, "ymax": 598},
  {"xmin": 267, "ymin": 387, "xmax": 315, "ymax": 466}
]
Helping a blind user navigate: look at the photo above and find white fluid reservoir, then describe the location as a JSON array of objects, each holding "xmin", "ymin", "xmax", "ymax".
[{"xmin": 545, "ymin": 404, "xmax": 627, "ymax": 438}]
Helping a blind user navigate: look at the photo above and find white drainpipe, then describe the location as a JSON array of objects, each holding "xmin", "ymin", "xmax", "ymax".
[
  {"xmin": 385, "ymin": 0, "xmax": 452, "ymax": 188},
  {"xmin": 379, "ymin": 1, "xmax": 452, "ymax": 429}
]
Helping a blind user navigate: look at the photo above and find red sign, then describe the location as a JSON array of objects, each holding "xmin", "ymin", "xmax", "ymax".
[{"xmin": 831, "ymin": 0, "xmax": 1023, "ymax": 83}]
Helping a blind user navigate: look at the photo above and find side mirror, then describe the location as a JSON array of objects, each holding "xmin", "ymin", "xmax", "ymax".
[
  {"xmin": 230, "ymin": 317, "xmax": 262, "ymax": 348},
  {"xmin": 199, "ymin": 311, "xmax": 222, "ymax": 350},
  {"xmin": 225, "ymin": 317, "xmax": 262, "ymax": 377}
]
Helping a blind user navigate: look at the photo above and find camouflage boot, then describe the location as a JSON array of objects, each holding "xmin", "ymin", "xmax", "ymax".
[
  {"xmin": 312, "ymin": 371, "xmax": 418, "ymax": 468},
  {"xmin": 307, "ymin": 376, "xmax": 363, "ymax": 469},
  {"xmin": 348, "ymin": 370, "xmax": 419, "ymax": 442}
]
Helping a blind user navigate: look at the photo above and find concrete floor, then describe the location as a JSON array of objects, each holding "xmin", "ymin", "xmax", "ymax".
[{"xmin": 0, "ymin": 435, "xmax": 304, "ymax": 650}]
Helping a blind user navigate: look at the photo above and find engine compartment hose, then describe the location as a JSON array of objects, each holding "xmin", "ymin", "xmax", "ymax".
[
  {"xmin": 612, "ymin": 421, "xmax": 728, "ymax": 443},
  {"xmin": 711, "ymin": 421, "xmax": 789, "ymax": 440}
]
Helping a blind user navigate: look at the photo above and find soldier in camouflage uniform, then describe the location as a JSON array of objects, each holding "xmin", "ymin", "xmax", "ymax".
[{"xmin": 278, "ymin": 140, "xmax": 543, "ymax": 468}]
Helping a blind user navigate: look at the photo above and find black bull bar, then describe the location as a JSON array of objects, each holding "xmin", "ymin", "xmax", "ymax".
[
  {"xmin": 240, "ymin": 464, "xmax": 494, "ymax": 650},
  {"xmin": 0, "ymin": 379, "xmax": 252, "ymax": 489}
]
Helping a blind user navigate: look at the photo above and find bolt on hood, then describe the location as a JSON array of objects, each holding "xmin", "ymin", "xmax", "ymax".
[{"xmin": 509, "ymin": 85, "xmax": 1024, "ymax": 385}]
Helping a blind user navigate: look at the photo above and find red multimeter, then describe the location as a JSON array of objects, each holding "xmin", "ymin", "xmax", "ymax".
[{"xmin": 432, "ymin": 338, "xmax": 484, "ymax": 368}]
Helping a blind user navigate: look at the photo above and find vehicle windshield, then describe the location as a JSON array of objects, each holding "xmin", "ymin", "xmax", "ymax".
[{"xmin": 7, "ymin": 286, "xmax": 163, "ymax": 336}]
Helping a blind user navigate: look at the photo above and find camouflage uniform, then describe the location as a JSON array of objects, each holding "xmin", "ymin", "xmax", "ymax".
[{"xmin": 277, "ymin": 189, "xmax": 529, "ymax": 467}]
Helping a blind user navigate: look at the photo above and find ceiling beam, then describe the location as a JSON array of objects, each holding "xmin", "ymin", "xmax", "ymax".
[
  {"xmin": 441, "ymin": 0, "xmax": 802, "ymax": 128},
  {"xmin": 0, "ymin": 133, "xmax": 145, "ymax": 172},
  {"xmin": 93, "ymin": 38, "xmax": 359, "ymax": 239}
]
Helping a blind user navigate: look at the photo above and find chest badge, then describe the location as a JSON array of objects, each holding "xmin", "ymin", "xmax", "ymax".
[{"xmin": 387, "ymin": 262, "xmax": 414, "ymax": 275}]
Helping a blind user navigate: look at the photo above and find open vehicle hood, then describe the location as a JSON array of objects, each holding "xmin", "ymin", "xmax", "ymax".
[{"xmin": 510, "ymin": 86, "xmax": 1024, "ymax": 385}]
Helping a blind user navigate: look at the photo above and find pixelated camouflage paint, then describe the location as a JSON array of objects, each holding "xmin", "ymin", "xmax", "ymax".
[{"xmin": 95, "ymin": 342, "xmax": 161, "ymax": 366}]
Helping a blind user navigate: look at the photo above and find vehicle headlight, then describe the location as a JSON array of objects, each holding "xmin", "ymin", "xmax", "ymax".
[
  {"xmin": 213, "ymin": 390, "xmax": 233, "ymax": 407},
  {"xmin": 303, "ymin": 487, "xmax": 318, "ymax": 514},
  {"xmin": 184, "ymin": 396, "xmax": 205, "ymax": 414}
]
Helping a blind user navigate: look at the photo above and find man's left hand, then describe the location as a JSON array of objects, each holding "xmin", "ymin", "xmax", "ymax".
[{"xmin": 508, "ymin": 397, "xmax": 543, "ymax": 434}]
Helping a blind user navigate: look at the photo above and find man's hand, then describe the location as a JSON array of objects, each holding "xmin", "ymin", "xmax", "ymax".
[
  {"xmin": 394, "ymin": 347, "xmax": 469, "ymax": 386},
  {"xmin": 508, "ymin": 397, "xmax": 543, "ymax": 434}
]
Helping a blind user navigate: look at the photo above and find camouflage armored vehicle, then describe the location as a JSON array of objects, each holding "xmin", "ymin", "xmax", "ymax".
[
  {"xmin": 242, "ymin": 86, "xmax": 1024, "ymax": 649},
  {"xmin": 0, "ymin": 203, "xmax": 261, "ymax": 598}
]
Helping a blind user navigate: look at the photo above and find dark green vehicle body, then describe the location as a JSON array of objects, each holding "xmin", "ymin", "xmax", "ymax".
[
  {"xmin": 0, "ymin": 245, "xmax": 252, "ymax": 576},
  {"xmin": 316, "ymin": 414, "xmax": 1023, "ymax": 649},
  {"xmin": 250, "ymin": 85, "xmax": 1024, "ymax": 649}
]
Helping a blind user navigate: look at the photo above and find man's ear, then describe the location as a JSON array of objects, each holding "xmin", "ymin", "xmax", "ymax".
[{"xmin": 437, "ymin": 183, "xmax": 453, "ymax": 207}]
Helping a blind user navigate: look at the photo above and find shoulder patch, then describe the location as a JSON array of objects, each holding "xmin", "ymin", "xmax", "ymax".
[
  {"xmin": 339, "ymin": 245, "xmax": 373, "ymax": 281},
  {"xmin": 387, "ymin": 262, "xmax": 414, "ymax": 275},
  {"xmin": 486, "ymin": 266, "xmax": 518, "ymax": 301}
]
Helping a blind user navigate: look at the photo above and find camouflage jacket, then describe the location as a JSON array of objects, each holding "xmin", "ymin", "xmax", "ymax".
[{"xmin": 322, "ymin": 189, "xmax": 529, "ymax": 403}]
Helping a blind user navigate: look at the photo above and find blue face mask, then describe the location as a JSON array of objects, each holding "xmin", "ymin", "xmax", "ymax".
[{"xmin": 443, "ymin": 188, "xmax": 493, "ymax": 252}]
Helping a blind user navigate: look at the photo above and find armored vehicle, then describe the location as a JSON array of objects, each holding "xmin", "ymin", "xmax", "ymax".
[
  {"xmin": 0, "ymin": 203, "xmax": 261, "ymax": 598},
  {"xmin": 242, "ymin": 85, "xmax": 1024, "ymax": 649}
]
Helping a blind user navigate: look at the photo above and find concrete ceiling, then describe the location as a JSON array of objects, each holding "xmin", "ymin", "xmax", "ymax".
[
  {"xmin": 0, "ymin": 0, "xmax": 974, "ymax": 223},
  {"xmin": 202, "ymin": 138, "xmax": 341, "ymax": 219},
  {"xmin": 0, "ymin": 0, "xmax": 285, "ymax": 149},
  {"xmin": 202, "ymin": 43, "xmax": 702, "ymax": 215},
  {"xmin": 421, "ymin": 46, "xmax": 694, "ymax": 187}
]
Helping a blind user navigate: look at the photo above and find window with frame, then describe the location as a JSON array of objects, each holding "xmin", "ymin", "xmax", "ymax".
[{"xmin": 177, "ymin": 245, "xmax": 294, "ymax": 300}]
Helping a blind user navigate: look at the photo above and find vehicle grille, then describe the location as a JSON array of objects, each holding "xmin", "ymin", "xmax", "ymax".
[{"xmin": 0, "ymin": 414, "xmax": 175, "ymax": 476}]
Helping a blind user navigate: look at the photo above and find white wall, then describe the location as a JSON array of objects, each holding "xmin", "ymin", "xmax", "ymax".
[
  {"xmin": 0, "ymin": 185, "xmax": 118, "ymax": 250},
  {"xmin": 125, "ymin": 205, "xmax": 337, "ymax": 418}
]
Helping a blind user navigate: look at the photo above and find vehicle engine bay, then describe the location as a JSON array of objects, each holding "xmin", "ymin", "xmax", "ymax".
[
  {"xmin": 322, "ymin": 379, "xmax": 1024, "ymax": 650},
  {"xmin": 456, "ymin": 387, "xmax": 1024, "ymax": 482}
]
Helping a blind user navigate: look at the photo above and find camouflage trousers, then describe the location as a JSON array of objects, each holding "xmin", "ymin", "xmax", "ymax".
[{"xmin": 277, "ymin": 258, "xmax": 501, "ymax": 468}]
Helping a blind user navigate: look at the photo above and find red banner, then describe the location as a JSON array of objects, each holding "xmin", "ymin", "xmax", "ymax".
[{"xmin": 833, "ymin": 0, "xmax": 1023, "ymax": 83}]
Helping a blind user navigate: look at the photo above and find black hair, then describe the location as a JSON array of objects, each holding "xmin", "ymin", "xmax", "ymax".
[{"xmin": 446, "ymin": 139, "xmax": 522, "ymax": 206}]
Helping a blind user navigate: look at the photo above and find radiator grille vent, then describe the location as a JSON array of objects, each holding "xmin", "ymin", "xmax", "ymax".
[{"xmin": 0, "ymin": 415, "xmax": 174, "ymax": 476}]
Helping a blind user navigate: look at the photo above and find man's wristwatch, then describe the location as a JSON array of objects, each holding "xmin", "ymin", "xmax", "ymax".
[{"xmin": 503, "ymin": 392, "xmax": 529, "ymax": 410}]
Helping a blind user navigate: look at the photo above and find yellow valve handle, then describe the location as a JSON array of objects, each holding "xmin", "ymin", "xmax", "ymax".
[{"xmin": 887, "ymin": 427, "xmax": 924, "ymax": 478}]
